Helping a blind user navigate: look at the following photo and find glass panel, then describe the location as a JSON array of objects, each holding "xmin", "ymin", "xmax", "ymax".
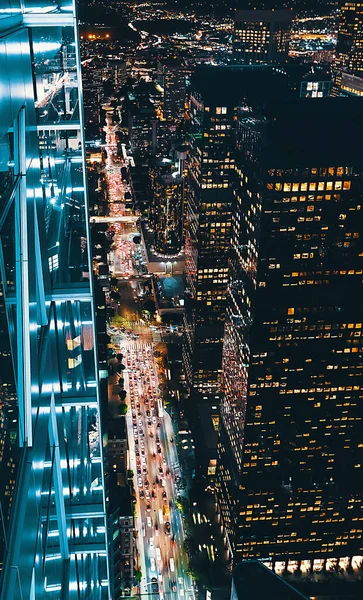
[
  {"xmin": 0, "ymin": 129, "xmax": 14, "ymax": 212},
  {"xmin": 0, "ymin": 0, "xmax": 21, "ymax": 20},
  {"xmin": 23, "ymin": 0, "xmax": 73, "ymax": 13},
  {"xmin": 55, "ymin": 300, "xmax": 96, "ymax": 396},
  {"xmin": 38, "ymin": 127, "xmax": 90, "ymax": 283},
  {"xmin": 32, "ymin": 26, "xmax": 79, "ymax": 125}
]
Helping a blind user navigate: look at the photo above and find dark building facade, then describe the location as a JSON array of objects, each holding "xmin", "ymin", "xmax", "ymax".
[
  {"xmin": 217, "ymin": 98, "xmax": 363, "ymax": 568},
  {"xmin": 183, "ymin": 71, "xmax": 236, "ymax": 400},
  {"xmin": 233, "ymin": 10, "xmax": 293, "ymax": 65},
  {"xmin": 149, "ymin": 156, "xmax": 184, "ymax": 256},
  {"xmin": 183, "ymin": 67, "xmax": 290, "ymax": 403},
  {"xmin": 157, "ymin": 58, "xmax": 186, "ymax": 126}
]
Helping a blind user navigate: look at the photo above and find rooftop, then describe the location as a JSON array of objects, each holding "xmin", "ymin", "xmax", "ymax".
[{"xmin": 232, "ymin": 561, "xmax": 309, "ymax": 600}]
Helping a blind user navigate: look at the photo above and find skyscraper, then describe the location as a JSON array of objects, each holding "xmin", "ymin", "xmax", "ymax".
[
  {"xmin": 157, "ymin": 58, "xmax": 186, "ymax": 127},
  {"xmin": 233, "ymin": 10, "xmax": 293, "ymax": 65},
  {"xmin": 183, "ymin": 69, "xmax": 236, "ymax": 401},
  {"xmin": 332, "ymin": 2, "xmax": 363, "ymax": 95},
  {"xmin": 183, "ymin": 66, "xmax": 289, "ymax": 404},
  {"xmin": 149, "ymin": 157, "xmax": 184, "ymax": 256},
  {"xmin": 0, "ymin": 1, "xmax": 110, "ymax": 597},
  {"xmin": 217, "ymin": 96, "xmax": 363, "ymax": 569}
]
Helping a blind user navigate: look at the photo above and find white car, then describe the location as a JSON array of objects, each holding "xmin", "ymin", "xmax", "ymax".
[
  {"xmin": 147, "ymin": 516, "xmax": 152, "ymax": 528},
  {"xmin": 145, "ymin": 490, "xmax": 150, "ymax": 500},
  {"xmin": 169, "ymin": 558, "xmax": 175, "ymax": 573},
  {"xmin": 161, "ymin": 479, "xmax": 166, "ymax": 487},
  {"xmin": 150, "ymin": 557, "xmax": 156, "ymax": 572},
  {"xmin": 156, "ymin": 547, "xmax": 161, "ymax": 562},
  {"xmin": 138, "ymin": 477, "xmax": 143, "ymax": 488},
  {"xmin": 149, "ymin": 537, "xmax": 154, "ymax": 548}
]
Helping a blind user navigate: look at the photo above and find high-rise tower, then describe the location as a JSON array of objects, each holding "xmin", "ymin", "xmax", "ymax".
[
  {"xmin": 0, "ymin": 1, "xmax": 110, "ymax": 598},
  {"xmin": 233, "ymin": 10, "xmax": 293, "ymax": 65},
  {"xmin": 332, "ymin": 2, "xmax": 363, "ymax": 96},
  {"xmin": 217, "ymin": 97, "xmax": 363, "ymax": 568}
]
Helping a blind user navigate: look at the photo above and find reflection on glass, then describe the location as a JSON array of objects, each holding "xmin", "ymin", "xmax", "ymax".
[
  {"xmin": 0, "ymin": 130, "xmax": 14, "ymax": 210},
  {"xmin": 32, "ymin": 27, "xmax": 79, "ymax": 125}
]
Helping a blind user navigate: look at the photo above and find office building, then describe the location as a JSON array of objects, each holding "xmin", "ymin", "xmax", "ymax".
[
  {"xmin": 157, "ymin": 58, "xmax": 186, "ymax": 127},
  {"xmin": 233, "ymin": 10, "xmax": 293, "ymax": 65},
  {"xmin": 300, "ymin": 68, "xmax": 331, "ymax": 98},
  {"xmin": 332, "ymin": 2, "xmax": 363, "ymax": 95},
  {"xmin": 183, "ymin": 66, "xmax": 290, "ymax": 402},
  {"xmin": 0, "ymin": 1, "xmax": 110, "ymax": 597},
  {"xmin": 183, "ymin": 70, "xmax": 235, "ymax": 400},
  {"xmin": 128, "ymin": 99, "xmax": 157, "ymax": 158},
  {"xmin": 149, "ymin": 155, "xmax": 184, "ymax": 256},
  {"xmin": 217, "ymin": 97, "xmax": 363, "ymax": 568}
]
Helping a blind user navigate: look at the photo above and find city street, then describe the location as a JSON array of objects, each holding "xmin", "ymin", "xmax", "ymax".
[
  {"xmin": 119, "ymin": 342, "xmax": 193, "ymax": 600},
  {"xmin": 104, "ymin": 115, "xmax": 194, "ymax": 600}
]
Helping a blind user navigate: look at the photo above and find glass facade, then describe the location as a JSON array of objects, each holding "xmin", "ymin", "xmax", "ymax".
[
  {"xmin": 0, "ymin": 1, "xmax": 110, "ymax": 598},
  {"xmin": 233, "ymin": 10, "xmax": 293, "ymax": 65},
  {"xmin": 183, "ymin": 90, "xmax": 234, "ymax": 398}
]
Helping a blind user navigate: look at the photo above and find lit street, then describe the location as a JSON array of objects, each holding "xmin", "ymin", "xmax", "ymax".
[{"xmin": 104, "ymin": 114, "xmax": 194, "ymax": 600}]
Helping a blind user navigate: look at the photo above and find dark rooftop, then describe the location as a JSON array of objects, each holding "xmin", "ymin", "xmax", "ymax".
[
  {"xmin": 108, "ymin": 417, "xmax": 126, "ymax": 440},
  {"xmin": 260, "ymin": 98, "xmax": 363, "ymax": 166},
  {"xmin": 191, "ymin": 65, "xmax": 292, "ymax": 107},
  {"xmin": 233, "ymin": 561, "xmax": 309, "ymax": 600}
]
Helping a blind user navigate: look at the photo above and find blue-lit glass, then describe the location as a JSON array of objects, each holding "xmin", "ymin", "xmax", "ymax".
[{"xmin": 0, "ymin": 0, "xmax": 110, "ymax": 597}]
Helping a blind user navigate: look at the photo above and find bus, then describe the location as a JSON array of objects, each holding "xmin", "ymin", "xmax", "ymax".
[
  {"xmin": 157, "ymin": 398, "xmax": 163, "ymax": 418},
  {"xmin": 162, "ymin": 504, "xmax": 170, "ymax": 520}
]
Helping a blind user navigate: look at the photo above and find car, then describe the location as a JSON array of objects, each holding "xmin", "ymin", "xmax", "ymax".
[
  {"xmin": 171, "ymin": 580, "xmax": 177, "ymax": 592},
  {"xmin": 146, "ymin": 504, "xmax": 151, "ymax": 512},
  {"xmin": 164, "ymin": 521, "xmax": 171, "ymax": 534},
  {"xmin": 144, "ymin": 479, "xmax": 149, "ymax": 487},
  {"xmin": 161, "ymin": 479, "xmax": 166, "ymax": 487},
  {"xmin": 140, "ymin": 490, "xmax": 144, "ymax": 499},
  {"xmin": 151, "ymin": 582, "xmax": 159, "ymax": 594},
  {"xmin": 158, "ymin": 467, "xmax": 163, "ymax": 475},
  {"xmin": 152, "ymin": 417, "xmax": 157, "ymax": 424},
  {"xmin": 149, "ymin": 537, "xmax": 154, "ymax": 548},
  {"xmin": 149, "ymin": 431, "xmax": 154, "ymax": 438},
  {"xmin": 143, "ymin": 467, "xmax": 147, "ymax": 474},
  {"xmin": 151, "ymin": 577, "xmax": 159, "ymax": 593},
  {"xmin": 146, "ymin": 410, "xmax": 151, "ymax": 417},
  {"xmin": 156, "ymin": 547, "xmax": 161, "ymax": 562},
  {"xmin": 157, "ymin": 447, "xmax": 161, "ymax": 454},
  {"xmin": 138, "ymin": 477, "xmax": 143, "ymax": 488},
  {"xmin": 150, "ymin": 557, "xmax": 156, "ymax": 572},
  {"xmin": 162, "ymin": 491, "xmax": 167, "ymax": 499},
  {"xmin": 162, "ymin": 459, "xmax": 166, "ymax": 466},
  {"xmin": 145, "ymin": 490, "xmax": 150, "ymax": 500},
  {"xmin": 147, "ymin": 516, "xmax": 152, "ymax": 528},
  {"xmin": 151, "ymin": 490, "xmax": 156, "ymax": 499}
]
